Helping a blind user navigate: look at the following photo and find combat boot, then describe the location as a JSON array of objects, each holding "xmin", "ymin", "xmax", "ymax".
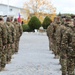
[
  {"xmin": 62, "ymin": 73, "xmax": 66, "ymax": 75},
  {"xmin": 1, "ymin": 67, "xmax": 4, "ymax": 71}
]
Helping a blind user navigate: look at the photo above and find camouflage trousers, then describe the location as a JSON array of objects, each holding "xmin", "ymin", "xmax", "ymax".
[
  {"xmin": 15, "ymin": 41, "xmax": 19, "ymax": 53},
  {"xmin": 48, "ymin": 37, "xmax": 51, "ymax": 50},
  {"xmin": 1, "ymin": 53, "xmax": 6, "ymax": 68},
  {"xmin": 52, "ymin": 40, "xmax": 57, "ymax": 56},
  {"xmin": 49, "ymin": 37, "xmax": 53, "ymax": 50},
  {"xmin": 67, "ymin": 57, "xmax": 75, "ymax": 75},
  {"xmin": 61, "ymin": 58, "xmax": 67, "ymax": 75},
  {"xmin": 0, "ymin": 45, "xmax": 7, "ymax": 69},
  {"xmin": 56, "ymin": 45, "xmax": 60, "ymax": 56},
  {"xmin": 59, "ymin": 51, "xmax": 67, "ymax": 75},
  {"xmin": 7, "ymin": 44, "xmax": 12, "ymax": 62},
  {"xmin": 11, "ymin": 43, "xmax": 15, "ymax": 55}
]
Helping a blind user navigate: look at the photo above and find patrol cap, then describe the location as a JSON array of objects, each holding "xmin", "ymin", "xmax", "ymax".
[
  {"xmin": 10, "ymin": 16, "xmax": 13, "ymax": 21},
  {"xmin": 71, "ymin": 15, "xmax": 75, "ymax": 19},
  {"xmin": 54, "ymin": 16, "xmax": 60, "ymax": 22},
  {"xmin": 73, "ymin": 16, "xmax": 75, "ymax": 20},
  {"xmin": 6, "ymin": 17, "xmax": 11, "ymax": 22},
  {"xmin": 61, "ymin": 15, "xmax": 66, "ymax": 18},
  {"xmin": 14, "ymin": 18, "xmax": 18, "ymax": 22},
  {"xmin": 66, "ymin": 16, "xmax": 71, "ymax": 21}
]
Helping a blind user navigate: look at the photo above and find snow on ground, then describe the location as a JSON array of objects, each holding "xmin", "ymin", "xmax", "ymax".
[{"xmin": 0, "ymin": 32, "xmax": 61, "ymax": 75}]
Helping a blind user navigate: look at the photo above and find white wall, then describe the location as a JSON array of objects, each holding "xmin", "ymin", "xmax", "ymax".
[{"xmin": 0, "ymin": 4, "xmax": 23, "ymax": 18}]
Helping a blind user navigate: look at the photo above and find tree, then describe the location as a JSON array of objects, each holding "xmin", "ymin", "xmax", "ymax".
[
  {"xmin": 28, "ymin": 16, "xmax": 41, "ymax": 31},
  {"xmin": 58, "ymin": 12, "xmax": 61, "ymax": 16},
  {"xmin": 42, "ymin": 16, "xmax": 52, "ymax": 29},
  {"xmin": 23, "ymin": 0, "xmax": 56, "ymax": 20},
  {"xmin": 22, "ymin": 24, "xmax": 30, "ymax": 32}
]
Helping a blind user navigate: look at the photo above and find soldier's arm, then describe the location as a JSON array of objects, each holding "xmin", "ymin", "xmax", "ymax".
[
  {"xmin": 2, "ymin": 24, "xmax": 7, "ymax": 45},
  {"xmin": 60, "ymin": 30, "xmax": 69, "ymax": 58},
  {"xmin": 61, "ymin": 31, "xmax": 69, "ymax": 49},
  {"xmin": 50, "ymin": 25, "xmax": 54, "ymax": 38},
  {"xmin": 12, "ymin": 25, "xmax": 16, "ymax": 43},
  {"xmin": 55, "ymin": 27, "xmax": 61, "ymax": 53},
  {"xmin": 19, "ymin": 24, "xmax": 23, "ymax": 37},
  {"xmin": 56, "ymin": 27, "xmax": 61, "ymax": 45},
  {"xmin": 46, "ymin": 26, "xmax": 49, "ymax": 36}
]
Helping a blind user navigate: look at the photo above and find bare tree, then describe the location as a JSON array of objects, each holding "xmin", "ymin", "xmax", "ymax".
[
  {"xmin": 23, "ymin": 0, "xmax": 56, "ymax": 14},
  {"xmin": 23, "ymin": 0, "xmax": 56, "ymax": 21}
]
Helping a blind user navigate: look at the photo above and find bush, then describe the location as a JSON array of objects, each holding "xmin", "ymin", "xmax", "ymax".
[
  {"xmin": 22, "ymin": 24, "xmax": 31, "ymax": 32},
  {"xmin": 42, "ymin": 16, "xmax": 52, "ymax": 29},
  {"xmin": 28, "ymin": 16, "xmax": 41, "ymax": 31}
]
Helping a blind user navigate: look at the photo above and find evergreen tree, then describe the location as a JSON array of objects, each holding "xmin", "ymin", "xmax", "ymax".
[
  {"xmin": 42, "ymin": 16, "xmax": 52, "ymax": 29},
  {"xmin": 28, "ymin": 16, "xmax": 41, "ymax": 31}
]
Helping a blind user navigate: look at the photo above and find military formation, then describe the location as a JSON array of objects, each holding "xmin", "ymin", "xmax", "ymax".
[
  {"xmin": 0, "ymin": 16, "xmax": 23, "ymax": 71},
  {"xmin": 47, "ymin": 15, "xmax": 75, "ymax": 75}
]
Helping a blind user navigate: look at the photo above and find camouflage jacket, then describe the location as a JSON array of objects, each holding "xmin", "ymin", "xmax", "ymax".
[
  {"xmin": 61, "ymin": 23, "xmax": 75, "ymax": 57},
  {"xmin": 0, "ymin": 21, "xmax": 7, "ymax": 46},
  {"xmin": 6, "ymin": 22, "xmax": 15, "ymax": 43},
  {"xmin": 46, "ymin": 23, "xmax": 53, "ymax": 38},
  {"xmin": 13, "ymin": 22, "xmax": 23, "ymax": 40},
  {"xmin": 56, "ymin": 25, "xmax": 67, "ymax": 47},
  {"xmin": 52, "ymin": 22, "xmax": 61, "ymax": 40},
  {"xmin": 0, "ymin": 21, "xmax": 7, "ymax": 54}
]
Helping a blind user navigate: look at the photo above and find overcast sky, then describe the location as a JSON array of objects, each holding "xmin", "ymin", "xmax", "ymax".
[{"xmin": 0, "ymin": 0, "xmax": 75, "ymax": 14}]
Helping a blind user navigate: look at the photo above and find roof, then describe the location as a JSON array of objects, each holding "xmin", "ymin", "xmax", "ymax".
[{"xmin": 0, "ymin": 3, "xmax": 23, "ymax": 9}]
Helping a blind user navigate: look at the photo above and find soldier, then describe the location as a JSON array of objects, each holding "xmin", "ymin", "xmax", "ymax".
[
  {"xmin": 46, "ymin": 22, "xmax": 52, "ymax": 50},
  {"xmin": 56, "ymin": 17, "xmax": 69, "ymax": 75},
  {"xmin": 6, "ymin": 17, "xmax": 15, "ymax": 63},
  {"xmin": 13, "ymin": 18, "xmax": 23, "ymax": 53},
  {"xmin": 10, "ymin": 17, "xmax": 16, "ymax": 55},
  {"xmin": 0, "ymin": 16, "xmax": 7, "ymax": 70},
  {"xmin": 52, "ymin": 16, "xmax": 61, "ymax": 58},
  {"xmin": 61, "ymin": 16, "xmax": 74, "ymax": 75},
  {"xmin": 61, "ymin": 16, "xmax": 66, "ymax": 25}
]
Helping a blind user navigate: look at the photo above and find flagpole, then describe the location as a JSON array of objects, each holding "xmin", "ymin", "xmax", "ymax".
[{"xmin": 7, "ymin": 0, "xmax": 9, "ymax": 16}]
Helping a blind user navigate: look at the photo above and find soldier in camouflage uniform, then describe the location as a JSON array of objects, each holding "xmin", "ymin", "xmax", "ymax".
[
  {"xmin": 0, "ymin": 16, "xmax": 7, "ymax": 70},
  {"xmin": 46, "ymin": 22, "xmax": 53, "ymax": 50},
  {"xmin": 6, "ymin": 17, "xmax": 15, "ymax": 63},
  {"xmin": 61, "ymin": 17, "xmax": 75, "ymax": 75},
  {"xmin": 13, "ymin": 18, "xmax": 23, "ymax": 53},
  {"xmin": 52, "ymin": 17, "xmax": 61, "ymax": 58},
  {"xmin": 10, "ymin": 17, "xmax": 16, "ymax": 55},
  {"xmin": 56, "ymin": 17, "xmax": 69, "ymax": 75}
]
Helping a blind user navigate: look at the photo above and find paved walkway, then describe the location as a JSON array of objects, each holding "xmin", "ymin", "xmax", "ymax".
[{"xmin": 0, "ymin": 32, "xmax": 61, "ymax": 75}]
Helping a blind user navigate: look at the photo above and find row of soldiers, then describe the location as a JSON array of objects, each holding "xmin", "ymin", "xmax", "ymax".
[
  {"xmin": 0, "ymin": 16, "xmax": 23, "ymax": 71},
  {"xmin": 47, "ymin": 16, "xmax": 75, "ymax": 75}
]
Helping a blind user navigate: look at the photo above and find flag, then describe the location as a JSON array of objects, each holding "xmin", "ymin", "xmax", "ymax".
[{"xmin": 18, "ymin": 13, "xmax": 21, "ymax": 23}]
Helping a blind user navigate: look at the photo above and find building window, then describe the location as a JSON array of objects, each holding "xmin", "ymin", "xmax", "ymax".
[{"xmin": 10, "ymin": 9, "xmax": 12, "ymax": 11}]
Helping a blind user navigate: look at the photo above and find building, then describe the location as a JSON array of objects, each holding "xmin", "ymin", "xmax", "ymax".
[{"xmin": 0, "ymin": 3, "xmax": 27, "ymax": 19}]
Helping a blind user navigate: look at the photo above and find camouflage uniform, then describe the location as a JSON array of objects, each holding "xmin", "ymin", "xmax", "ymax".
[
  {"xmin": 6, "ymin": 17, "xmax": 15, "ymax": 62},
  {"xmin": 47, "ymin": 22, "xmax": 55, "ymax": 53},
  {"xmin": 48, "ymin": 22, "xmax": 56, "ymax": 52},
  {"xmin": 0, "ymin": 18, "xmax": 7, "ymax": 70},
  {"xmin": 56, "ymin": 24, "xmax": 67, "ymax": 75},
  {"xmin": 52, "ymin": 17, "xmax": 61, "ymax": 57},
  {"xmin": 14, "ymin": 18, "xmax": 23, "ymax": 53},
  {"xmin": 10, "ymin": 18, "xmax": 16, "ymax": 55},
  {"xmin": 46, "ymin": 23, "xmax": 53, "ymax": 50},
  {"xmin": 61, "ymin": 20, "xmax": 74, "ymax": 75},
  {"xmin": 10, "ymin": 17, "xmax": 16, "ymax": 55}
]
